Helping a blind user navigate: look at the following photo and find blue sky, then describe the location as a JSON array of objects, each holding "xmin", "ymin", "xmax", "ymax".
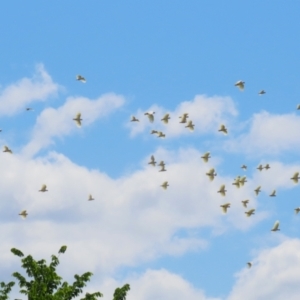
[{"xmin": 1, "ymin": 1, "xmax": 300, "ymax": 299}]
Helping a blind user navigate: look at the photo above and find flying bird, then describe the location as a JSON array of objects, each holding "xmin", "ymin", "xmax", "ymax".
[
  {"xmin": 88, "ymin": 194, "xmax": 94, "ymax": 201},
  {"xmin": 144, "ymin": 112, "xmax": 155, "ymax": 123},
  {"xmin": 158, "ymin": 161, "xmax": 165, "ymax": 167},
  {"xmin": 235, "ymin": 80, "xmax": 245, "ymax": 91},
  {"xmin": 254, "ymin": 186, "xmax": 261, "ymax": 196},
  {"xmin": 150, "ymin": 130, "xmax": 158, "ymax": 135},
  {"xmin": 148, "ymin": 155, "xmax": 156, "ymax": 166},
  {"xmin": 161, "ymin": 114, "xmax": 170, "ymax": 124},
  {"xmin": 297, "ymin": 104, "xmax": 300, "ymax": 110},
  {"xmin": 39, "ymin": 184, "xmax": 48, "ymax": 192},
  {"xmin": 26, "ymin": 107, "xmax": 34, "ymax": 111},
  {"xmin": 130, "ymin": 116, "xmax": 139, "ymax": 122},
  {"xmin": 3, "ymin": 146, "xmax": 12, "ymax": 154},
  {"xmin": 241, "ymin": 165, "xmax": 247, "ymax": 170},
  {"xmin": 218, "ymin": 124, "xmax": 228, "ymax": 135},
  {"xmin": 295, "ymin": 207, "xmax": 300, "ymax": 214},
  {"xmin": 291, "ymin": 172, "xmax": 300, "ymax": 184},
  {"xmin": 269, "ymin": 190, "xmax": 276, "ymax": 197},
  {"xmin": 73, "ymin": 113, "xmax": 82, "ymax": 127},
  {"xmin": 232, "ymin": 176, "xmax": 241, "ymax": 188},
  {"xmin": 19, "ymin": 210, "xmax": 28, "ymax": 219},
  {"xmin": 161, "ymin": 181, "xmax": 169, "ymax": 190},
  {"xmin": 157, "ymin": 131, "xmax": 166, "ymax": 138},
  {"xmin": 206, "ymin": 168, "xmax": 217, "ymax": 181},
  {"xmin": 247, "ymin": 262, "xmax": 252, "ymax": 268},
  {"xmin": 220, "ymin": 203, "xmax": 231, "ymax": 213},
  {"xmin": 264, "ymin": 164, "xmax": 270, "ymax": 170},
  {"xmin": 179, "ymin": 113, "xmax": 189, "ymax": 123},
  {"xmin": 271, "ymin": 220, "xmax": 280, "ymax": 231},
  {"xmin": 239, "ymin": 176, "xmax": 247, "ymax": 186},
  {"xmin": 241, "ymin": 200, "xmax": 249, "ymax": 208},
  {"xmin": 159, "ymin": 165, "xmax": 166, "ymax": 172},
  {"xmin": 217, "ymin": 185, "xmax": 227, "ymax": 196},
  {"xmin": 201, "ymin": 152, "xmax": 211, "ymax": 163},
  {"xmin": 258, "ymin": 90, "xmax": 266, "ymax": 95},
  {"xmin": 257, "ymin": 164, "xmax": 263, "ymax": 171},
  {"xmin": 185, "ymin": 120, "xmax": 195, "ymax": 131},
  {"xmin": 76, "ymin": 75, "xmax": 86, "ymax": 83},
  {"xmin": 245, "ymin": 209, "xmax": 255, "ymax": 217}
]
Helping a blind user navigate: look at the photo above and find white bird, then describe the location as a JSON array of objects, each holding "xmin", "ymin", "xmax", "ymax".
[
  {"xmin": 269, "ymin": 190, "xmax": 276, "ymax": 197},
  {"xmin": 201, "ymin": 152, "xmax": 211, "ymax": 163},
  {"xmin": 206, "ymin": 168, "xmax": 217, "ymax": 181},
  {"xmin": 88, "ymin": 194, "xmax": 94, "ymax": 201},
  {"xmin": 19, "ymin": 210, "xmax": 28, "ymax": 219},
  {"xmin": 159, "ymin": 165, "xmax": 167, "ymax": 172},
  {"xmin": 218, "ymin": 124, "xmax": 228, "ymax": 135},
  {"xmin": 247, "ymin": 262, "xmax": 252, "ymax": 268},
  {"xmin": 157, "ymin": 131, "xmax": 166, "ymax": 138},
  {"xmin": 144, "ymin": 112, "xmax": 155, "ymax": 123},
  {"xmin": 73, "ymin": 113, "xmax": 82, "ymax": 127},
  {"xmin": 257, "ymin": 164, "xmax": 263, "ymax": 171},
  {"xmin": 3, "ymin": 146, "xmax": 12, "ymax": 154},
  {"xmin": 271, "ymin": 220, "xmax": 280, "ymax": 231},
  {"xmin": 241, "ymin": 200, "xmax": 249, "ymax": 208},
  {"xmin": 241, "ymin": 165, "xmax": 247, "ymax": 170},
  {"xmin": 39, "ymin": 184, "xmax": 48, "ymax": 192},
  {"xmin": 258, "ymin": 90, "xmax": 266, "ymax": 95},
  {"xmin": 161, "ymin": 114, "xmax": 170, "ymax": 124},
  {"xmin": 218, "ymin": 185, "xmax": 227, "ymax": 196},
  {"xmin": 179, "ymin": 113, "xmax": 189, "ymax": 123},
  {"xmin": 254, "ymin": 186, "xmax": 261, "ymax": 196},
  {"xmin": 148, "ymin": 155, "xmax": 156, "ymax": 166},
  {"xmin": 245, "ymin": 209, "xmax": 255, "ymax": 217},
  {"xmin": 76, "ymin": 75, "xmax": 86, "ymax": 83},
  {"xmin": 291, "ymin": 172, "xmax": 300, "ymax": 184},
  {"xmin": 130, "ymin": 116, "xmax": 139, "ymax": 122},
  {"xmin": 235, "ymin": 80, "xmax": 245, "ymax": 91},
  {"xmin": 185, "ymin": 120, "xmax": 195, "ymax": 131},
  {"xmin": 220, "ymin": 203, "xmax": 231, "ymax": 213},
  {"xmin": 161, "ymin": 181, "xmax": 169, "ymax": 190}
]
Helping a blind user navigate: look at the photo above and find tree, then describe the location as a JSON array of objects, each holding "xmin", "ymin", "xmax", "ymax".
[{"xmin": 0, "ymin": 246, "xmax": 130, "ymax": 300}]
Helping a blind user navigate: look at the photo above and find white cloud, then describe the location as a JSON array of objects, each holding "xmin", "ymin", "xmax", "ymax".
[
  {"xmin": 21, "ymin": 93, "xmax": 125, "ymax": 156},
  {"xmin": 126, "ymin": 94, "xmax": 238, "ymax": 138},
  {"xmin": 0, "ymin": 64, "xmax": 60, "ymax": 116},
  {"xmin": 225, "ymin": 111, "xmax": 300, "ymax": 156},
  {"xmin": 228, "ymin": 238, "xmax": 300, "ymax": 300}
]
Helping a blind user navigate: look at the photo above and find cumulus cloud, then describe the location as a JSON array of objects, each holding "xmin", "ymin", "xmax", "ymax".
[
  {"xmin": 0, "ymin": 64, "xmax": 60, "ymax": 116},
  {"xmin": 21, "ymin": 93, "xmax": 125, "ymax": 156},
  {"xmin": 228, "ymin": 238, "xmax": 300, "ymax": 300},
  {"xmin": 225, "ymin": 111, "xmax": 300, "ymax": 156},
  {"xmin": 126, "ymin": 94, "xmax": 238, "ymax": 138}
]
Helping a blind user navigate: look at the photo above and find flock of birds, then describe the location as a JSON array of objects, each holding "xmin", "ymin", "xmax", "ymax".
[{"xmin": 6, "ymin": 76, "xmax": 299, "ymax": 268}]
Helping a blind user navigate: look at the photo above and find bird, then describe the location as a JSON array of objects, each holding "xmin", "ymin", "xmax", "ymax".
[
  {"xmin": 206, "ymin": 168, "xmax": 217, "ymax": 181},
  {"xmin": 144, "ymin": 112, "xmax": 155, "ymax": 123},
  {"xmin": 235, "ymin": 80, "xmax": 245, "ymax": 91},
  {"xmin": 245, "ymin": 209, "xmax": 255, "ymax": 217},
  {"xmin": 254, "ymin": 186, "xmax": 261, "ymax": 196},
  {"xmin": 264, "ymin": 164, "xmax": 270, "ymax": 170},
  {"xmin": 271, "ymin": 220, "xmax": 280, "ymax": 231},
  {"xmin": 88, "ymin": 194, "xmax": 94, "ymax": 201},
  {"xmin": 39, "ymin": 184, "xmax": 48, "ymax": 192},
  {"xmin": 161, "ymin": 114, "xmax": 170, "ymax": 124},
  {"xmin": 201, "ymin": 152, "xmax": 211, "ymax": 163},
  {"xmin": 269, "ymin": 190, "xmax": 276, "ymax": 197},
  {"xmin": 185, "ymin": 120, "xmax": 195, "ymax": 131},
  {"xmin": 220, "ymin": 203, "xmax": 231, "ymax": 213},
  {"xmin": 218, "ymin": 124, "xmax": 228, "ymax": 135},
  {"xmin": 247, "ymin": 262, "xmax": 252, "ymax": 268},
  {"xmin": 297, "ymin": 104, "xmax": 300, "ymax": 110},
  {"xmin": 257, "ymin": 164, "xmax": 263, "ymax": 171},
  {"xmin": 241, "ymin": 200, "xmax": 249, "ymax": 208},
  {"xmin": 217, "ymin": 185, "xmax": 227, "ymax": 196},
  {"xmin": 258, "ymin": 90, "xmax": 266, "ymax": 95},
  {"xmin": 291, "ymin": 172, "xmax": 300, "ymax": 184},
  {"xmin": 159, "ymin": 165, "xmax": 166, "ymax": 172},
  {"xmin": 19, "ymin": 210, "xmax": 28, "ymax": 219},
  {"xmin": 76, "ymin": 75, "xmax": 86, "ymax": 83},
  {"xmin": 150, "ymin": 130, "xmax": 158, "ymax": 135},
  {"xmin": 294, "ymin": 207, "xmax": 300, "ymax": 214},
  {"xmin": 73, "ymin": 113, "xmax": 82, "ymax": 127},
  {"xmin": 161, "ymin": 181, "xmax": 169, "ymax": 190},
  {"xmin": 158, "ymin": 161, "xmax": 165, "ymax": 167},
  {"xmin": 26, "ymin": 107, "xmax": 34, "ymax": 111},
  {"xmin": 239, "ymin": 176, "xmax": 247, "ymax": 187},
  {"xmin": 130, "ymin": 116, "xmax": 139, "ymax": 122},
  {"xmin": 232, "ymin": 176, "xmax": 241, "ymax": 188},
  {"xmin": 3, "ymin": 146, "xmax": 12, "ymax": 154},
  {"xmin": 157, "ymin": 131, "xmax": 166, "ymax": 138},
  {"xmin": 148, "ymin": 155, "xmax": 156, "ymax": 166},
  {"xmin": 241, "ymin": 165, "xmax": 247, "ymax": 170},
  {"xmin": 179, "ymin": 113, "xmax": 189, "ymax": 123}
]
